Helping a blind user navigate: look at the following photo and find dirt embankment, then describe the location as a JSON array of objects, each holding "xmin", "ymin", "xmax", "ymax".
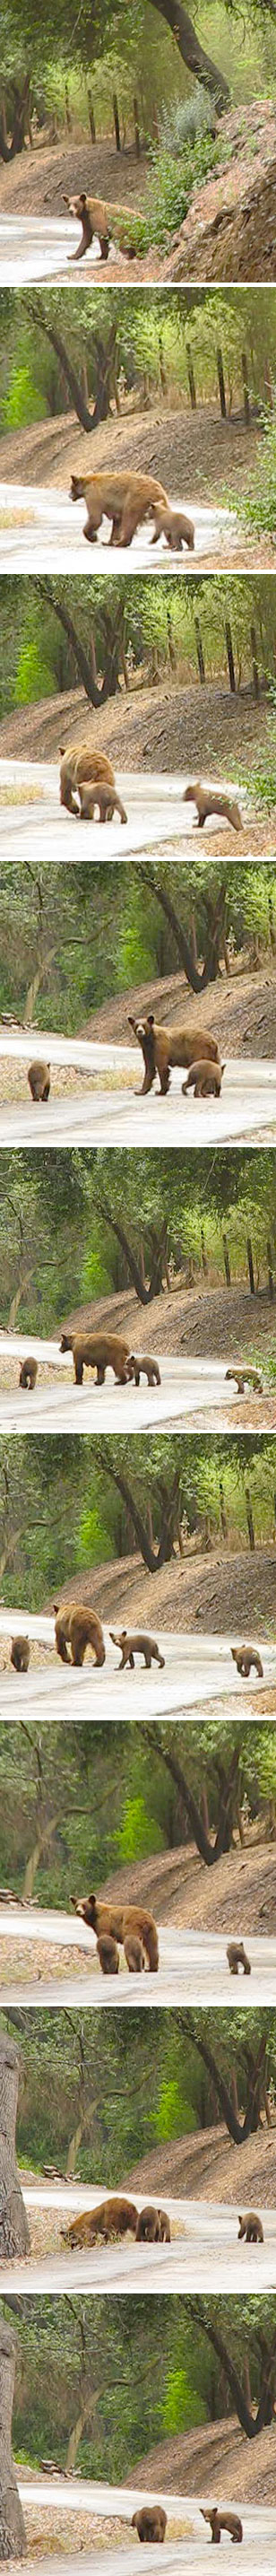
[
  {"xmin": 91, "ymin": 1821, "xmax": 276, "ymax": 1940},
  {"xmin": 46, "ymin": 1541, "xmax": 276, "ymax": 1636},
  {"xmin": 82, "ymin": 952, "xmax": 276, "ymax": 1061},
  {"xmin": 126, "ymin": 2410, "xmax": 276, "ymax": 2504},
  {"xmin": 0, "ymin": 130, "xmax": 144, "ymax": 218},
  {"xmin": 126, "ymin": 2118, "xmax": 276, "ymax": 2210},
  {"xmin": 62, "ymin": 1272, "xmax": 276, "ymax": 1371}
]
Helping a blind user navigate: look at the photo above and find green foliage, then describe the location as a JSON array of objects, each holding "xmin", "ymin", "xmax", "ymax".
[
  {"xmin": 155, "ymin": 2076, "xmax": 194, "ymax": 2137},
  {"xmin": 118, "ymin": 1793, "xmax": 165, "ymax": 1861},
  {"xmin": 15, "ymin": 641, "xmax": 55, "ymax": 702},
  {"xmin": 142, "ymin": 127, "xmax": 220, "ymax": 245},
  {"xmin": 4, "ymin": 362, "xmax": 46, "ymax": 429},
  {"xmin": 164, "ymin": 2364, "xmax": 205, "ymax": 2432}
]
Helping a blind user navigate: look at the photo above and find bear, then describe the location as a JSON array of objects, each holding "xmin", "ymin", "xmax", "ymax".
[
  {"xmin": 28, "ymin": 1061, "xmax": 50, "ymax": 1101},
  {"xmin": 109, "ymin": 1630, "xmax": 165, "ymax": 1671},
  {"xmin": 19, "ymin": 1358, "xmax": 38, "ymax": 1390},
  {"xmin": 132, "ymin": 2508, "xmax": 167, "ymax": 2543},
  {"xmin": 11, "ymin": 1636, "xmax": 30, "ymax": 1672},
  {"xmin": 75, "ymin": 1892, "xmax": 159, "ymax": 1972},
  {"xmin": 237, "ymin": 2211, "xmax": 263, "ymax": 2243},
  {"xmin": 227, "ymin": 1940, "xmax": 251, "ymax": 1976},
  {"xmin": 54, "ymin": 1604, "xmax": 105, "ymax": 1667}
]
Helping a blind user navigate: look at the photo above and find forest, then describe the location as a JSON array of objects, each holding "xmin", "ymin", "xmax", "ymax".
[
  {"xmin": 1, "ymin": 574, "xmax": 275, "ymax": 838},
  {"xmin": 0, "ymin": 1432, "xmax": 275, "ymax": 1620},
  {"xmin": 4, "ymin": 2001, "xmax": 276, "ymax": 2197},
  {"xmin": 2, "ymin": 286, "xmax": 276, "ymax": 573},
  {"xmin": 0, "ymin": 1714, "xmax": 276, "ymax": 1940},
  {"xmin": 3, "ymin": 2289, "xmax": 276, "ymax": 2488},
  {"xmin": 1, "ymin": 861, "xmax": 276, "ymax": 1077},
  {"xmin": 2, "ymin": 1, "xmax": 276, "ymax": 284},
  {"xmin": 0, "ymin": 1144, "xmax": 275, "ymax": 1370}
]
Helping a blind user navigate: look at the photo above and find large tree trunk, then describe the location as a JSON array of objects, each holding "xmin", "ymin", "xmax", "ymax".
[
  {"xmin": 150, "ymin": 0, "xmax": 229, "ymax": 109},
  {"xmin": 0, "ymin": 2033, "xmax": 30, "ymax": 2258},
  {"xmin": 0, "ymin": 2320, "xmax": 27, "ymax": 2555},
  {"xmin": 189, "ymin": 2301, "xmax": 275, "ymax": 2438},
  {"xmin": 0, "ymin": 75, "xmax": 31, "ymax": 163},
  {"xmin": 145, "ymin": 1731, "xmax": 240, "ymax": 1865},
  {"xmin": 36, "ymin": 584, "xmax": 117, "ymax": 706},
  {"xmin": 26, "ymin": 301, "xmax": 118, "ymax": 432},
  {"xmin": 177, "ymin": 2013, "xmax": 267, "ymax": 2147},
  {"xmin": 142, "ymin": 866, "xmax": 209, "ymax": 988}
]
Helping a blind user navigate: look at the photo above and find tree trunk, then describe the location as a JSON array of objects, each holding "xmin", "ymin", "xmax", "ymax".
[
  {"xmin": 37, "ymin": 585, "xmax": 114, "ymax": 706},
  {"xmin": 177, "ymin": 2013, "xmax": 265, "ymax": 2147},
  {"xmin": 0, "ymin": 2319, "xmax": 27, "ymax": 2554},
  {"xmin": 0, "ymin": 2034, "xmax": 30, "ymax": 2258},
  {"xmin": 145, "ymin": 1732, "xmax": 239, "ymax": 1865},
  {"xmin": 0, "ymin": 74, "xmax": 31, "ymax": 163},
  {"xmin": 90, "ymin": 1187, "xmax": 152, "ymax": 1303},
  {"xmin": 189, "ymin": 2302, "xmax": 263, "ymax": 2437},
  {"xmin": 141, "ymin": 866, "xmax": 208, "ymax": 987},
  {"xmin": 150, "ymin": 0, "xmax": 229, "ymax": 109},
  {"xmin": 92, "ymin": 1445, "xmax": 160, "ymax": 1568}
]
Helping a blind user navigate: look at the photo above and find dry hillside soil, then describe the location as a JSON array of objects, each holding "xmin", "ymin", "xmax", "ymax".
[
  {"xmin": 83, "ymin": 953, "xmax": 276, "ymax": 1061},
  {"xmin": 126, "ymin": 2116, "xmax": 276, "ymax": 2209},
  {"xmin": 46, "ymin": 1540, "xmax": 276, "ymax": 1636},
  {"xmin": 93, "ymin": 1826, "xmax": 276, "ymax": 1939}
]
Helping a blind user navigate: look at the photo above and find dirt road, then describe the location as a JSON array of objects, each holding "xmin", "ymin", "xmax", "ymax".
[
  {"xmin": 0, "ymin": 483, "xmax": 237, "ymax": 574},
  {"xmin": 0, "ymin": 758, "xmax": 248, "ymax": 864},
  {"xmin": 1, "ymin": 1917, "xmax": 275, "ymax": 2006},
  {"xmin": 0, "ymin": 1615, "xmax": 271, "ymax": 1720},
  {"xmin": 4, "ymin": 2188, "xmax": 276, "ymax": 2295},
  {"xmin": 1, "ymin": 1333, "xmax": 274, "ymax": 1432},
  {"xmin": 1, "ymin": 1038, "xmax": 275, "ymax": 1145}
]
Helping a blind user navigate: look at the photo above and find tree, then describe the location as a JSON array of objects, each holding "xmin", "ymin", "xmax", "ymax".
[
  {"xmin": 142, "ymin": 1728, "xmax": 242, "ymax": 1863},
  {"xmin": 151, "ymin": 0, "xmax": 229, "ymax": 108},
  {"xmin": 177, "ymin": 2013, "xmax": 270, "ymax": 2145},
  {"xmin": 187, "ymin": 2296, "xmax": 276, "ymax": 2437},
  {"xmin": 0, "ymin": 2320, "xmax": 27, "ymax": 2557},
  {"xmin": 0, "ymin": 2033, "xmax": 30, "ymax": 2259}
]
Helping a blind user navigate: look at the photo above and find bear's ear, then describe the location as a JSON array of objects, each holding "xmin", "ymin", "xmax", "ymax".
[{"xmin": 147, "ymin": 1013, "xmax": 154, "ymax": 1025}]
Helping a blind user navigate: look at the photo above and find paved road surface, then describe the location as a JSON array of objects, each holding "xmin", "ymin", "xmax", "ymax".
[
  {"xmin": 0, "ymin": 483, "xmax": 237, "ymax": 574},
  {"xmin": 0, "ymin": 758, "xmax": 248, "ymax": 865},
  {"xmin": 0, "ymin": 1334, "xmax": 272, "ymax": 1432},
  {"xmin": 0, "ymin": 216, "xmax": 132, "ymax": 285},
  {"xmin": 0, "ymin": 1617, "xmax": 272, "ymax": 1720},
  {"xmin": 15, "ymin": 2480, "xmax": 276, "ymax": 2573},
  {"xmin": 5, "ymin": 2189, "xmax": 276, "ymax": 2294},
  {"xmin": 0, "ymin": 1040, "xmax": 275, "ymax": 1146},
  {"xmin": 1, "ymin": 1918, "xmax": 275, "ymax": 2006}
]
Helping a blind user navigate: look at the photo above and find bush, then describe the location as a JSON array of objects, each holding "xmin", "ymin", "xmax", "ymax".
[
  {"xmin": 142, "ymin": 128, "xmax": 220, "ymax": 247},
  {"xmin": 158, "ymin": 86, "xmax": 216, "ymax": 154}
]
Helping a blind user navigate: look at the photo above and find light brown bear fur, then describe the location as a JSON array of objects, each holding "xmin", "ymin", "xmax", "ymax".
[
  {"xmin": 70, "ymin": 469, "xmax": 168, "ymax": 548},
  {"xmin": 97, "ymin": 1933, "xmax": 119, "ymax": 1973},
  {"xmin": 28, "ymin": 1060, "xmax": 50, "ymax": 1101},
  {"xmin": 110, "ymin": 1629, "xmax": 165, "ymax": 1671},
  {"xmin": 128, "ymin": 1012, "xmax": 219, "ymax": 1096},
  {"xmin": 227, "ymin": 1939, "xmax": 251, "ymax": 1976},
  {"xmin": 54, "ymin": 1605, "xmax": 105, "ymax": 1667},
  {"xmin": 64, "ymin": 190, "xmax": 139, "ymax": 262},
  {"xmin": 78, "ymin": 780, "xmax": 127, "ymax": 824},
  {"xmin": 231, "ymin": 1645, "xmax": 263, "ymax": 1677},
  {"xmin": 238, "ymin": 2211, "xmax": 263, "ymax": 2242},
  {"xmin": 183, "ymin": 780, "xmax": 242, "ymax": 831},
  {"xmin": 75, "ymin": 1892, "xmax": 159, "ymax": 1972},
  {"xmin": 183, "ymin": 1059, "xmax": 224, "ymax": 1098},
  {"xmin": 226, "ymin": 1367, "xmax": 263, "ymax": 1394},
  {"xmin": 132, "ymin": 2509, "xmax": 167, "ymax": 2543},
  {"xmin": 60, "ymin": 1330, "xmax": 132, "ymax": 1386},
  {"xmin": 11, "ymin": 1636, "xmax": 30, "ymax": 1671},
  {"xmin": 135, "ymin": 2205, "xmax": 161, "ymax": 2241},
  {"xmin": 19, "ymin": 1358, "xmax": 38, "ymax": 1388},
  {"xmin": 201, "ymin": 2506, "xmax": 243, "ymax": 2543},
  {"xmin": 126, "ymin": 1354, "xmax": 161, "ymax": 1387},
  {"xmin": 62, "ymin": 2196, "xmax": 138, "ymax": 2246},
  {"xmin": 151, "ymin": 501, "xmax": 194, "ymax": 552},
  {"xmin": 59, "ymin": 744, "xmax": 115, "ymax": 816}
]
